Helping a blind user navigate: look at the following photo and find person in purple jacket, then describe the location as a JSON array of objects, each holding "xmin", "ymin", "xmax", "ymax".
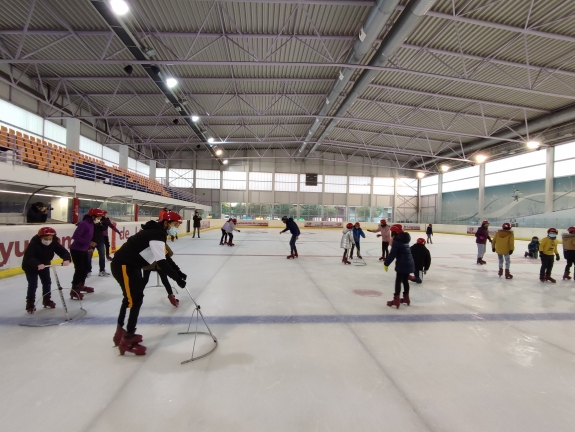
[
  {"xmin": 69, "ymin": 208, "xmax": 106, "ymax": 299},
  {"xmin": 475, "ymin": 220, "xmax": 492, "ymax": 265}
]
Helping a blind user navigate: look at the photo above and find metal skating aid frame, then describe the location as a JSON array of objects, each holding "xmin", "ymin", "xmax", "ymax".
[
  {"xmin": 150, "ymin": 271, "xmax": 178, "ymax": 294},
  {"xmin": 352, "ymin": 257, "xmax": 367, "ymax": 266},
  {"xmin": 19, "ymin": 267, "xmax": 87, "ymax": 327},
  {"xmin": 178, "ymin": 287, "xmax": 217, "ymax": 364}
]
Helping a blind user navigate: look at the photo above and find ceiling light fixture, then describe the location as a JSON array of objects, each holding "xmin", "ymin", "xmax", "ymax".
[
  {"xmin": 191, "ymin": 115, "xmax": 199, "ymax": 122},
  {"xmin": 223, "ymin": 160, "xmax": 229, "ymax": 165},
  {"xmin": 166, "ymin": 78, "xmax": 178, "ymax": 88},
  {"xmin": 475, "ymin": 154, "xmax": 488, "ymax": 164},
  {"xmin": 207, "ymin": 138, "xmax": 215, "ymax": 143},
  {"xmin": 526, "ymin": 140, "xmax": 541, "ymax": 149},
  {"xmin": 440, "ymin": 164, "xmax": 450, "ymax": 173},
  {"xmin": 215, "ymin": 149, "xmax": 223, "ymax": 156},
  {"xmin": 110, "ymin": 0, "xmax": 129, "ymax": 15},
  {"xmin": 416, "ymin": 172, "xmax": 425, "ymax": 179}
]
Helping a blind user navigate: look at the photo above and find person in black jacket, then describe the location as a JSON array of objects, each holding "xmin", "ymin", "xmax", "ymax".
[
  {"xmin": 86, "ymin": 215, "xmax": 109, "ymax": 277},
  {"xmin": 409, "ymin": 238, "xmax": 432, "ymax": 284},
  {"xmin": 101, "ymin": 214, "xmax": 121, "ymax": 260},
  {"xmin": 192, "ymin": 210, "xmax": 202, "ymax": 238},
  {"xmin": 281, "ymin": 216, "xmax": 301, "ymax": 259},
  {"xmin": 383, "ymin": 224, "xmax": 415, "ymax": 309},
  {"xmin": 111, "ymin": 211, "xmax": 186, "ymax": 356},
  {"xmin": 21, "ymin": 227, "xmax": 71, "ymax": 313},
  {"xmin": 26, "ymin": 202, "xmax": 48, "ymax": 223},
  {"xmin": 426, "ymin": 224, "xmax": 433, "ymax": 244},
  {"xmin": 141, "ymin": 243, "xmax": 185, "ymax": 307}
]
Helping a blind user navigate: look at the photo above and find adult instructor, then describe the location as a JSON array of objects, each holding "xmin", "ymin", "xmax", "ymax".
[{"xmin": 192, "ymin": 210, "xmax": 202, "ymax": 238}]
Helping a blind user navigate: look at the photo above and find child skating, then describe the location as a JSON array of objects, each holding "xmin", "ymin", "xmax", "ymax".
[
  {"xmin": 475, "ymin": 220, "xmax": 492, "ymax": 265},
  {"xmin": 524, "ymin": 236, "xmax": 540, "ymax": 259},
  {"xmin": 562, "ymin": 227, "xmax": 575, "ymax": 281},
  {"xmin": 340, "ymin": 223, "xmax": 354, "ymax": 265},
  {"xmin": 220, "ymin": 218, "xmax": 232, "ymax": 245},
  {"xmin": 539, "ymin": 228, "xmax": 560, "ymax": 283},
  {"xmin": 367, "ymin": 219, "xmax": 391, "ymax": 261},
  {"xmin": 492, "ymin": 222, "xmax": 514, "ymax": 279},
  {"xmin": 223, "ymin": 218, "xmax": 241, "ymax": 247},
  {"xmin": 409, "ymin": 238, "xmax": 431, "ymax": 284},
  {"xmin": 350, "ymin": 222, "xmax": 365, "ymax": 259},
  {"xmin": 21, "ymin": 227, "xmax": 71, "ymax": 313},
  {"xmin": 281, "ymin": 215, "xmax": 300, "ymax": 259},
  {"xmin": 383, "ymin": 224, "xmax": 415, "ymax": 308}
]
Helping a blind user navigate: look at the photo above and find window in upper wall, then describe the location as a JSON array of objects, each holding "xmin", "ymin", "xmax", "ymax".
[
  {"xmin": 196, "ymin": 170, "xmax": 220, "ymax": 189},
  {"xmin": 554, "ymin": 159, "xmax": 575, "ymax": 178},
  {"xmin": 156, "ymin": 168, "xmax": 167, "ymax": 185},
  {"xmin": 397, "ymin": 178, "xmax": 418, "ymax": 196},
  {"xmin": 167, "ymin": 169, "xmax": 193, "ymax": 188},
  {"xmin": 373, "ymin": 177, "xmax": 394, "ymax": 195},
  {"xmin": 442, "ymin": 165, "xmax": 479, "ymax": 182},
  {"xmin": 249, "ymin": 172, "xmax": 273, "ymax": 191},
  {"xmin": 421, "ymin": 175, "xmax": 438, "ymax": 186},
  {"xmin": 486, "ymin": 151, "xmax": 546, "ymax": 174},
  {"xmin": 324, "ymin": 175, "xmax": 347, "ymax": 193},
  {"xmin": 555, "ymin": 141, "xmax": 575, "ymax": 162},
  {"xmin": 442, "ymin": 176, "xmax": 480, "ymax": 192},
  {"xmin": 223, "ymin": 171, "xmax": 247, "ymax": 190},
  {"xmin": 274, "ymin": 173, "xmax": 298, "ymax": 192},
  {"xmin": 349, "ymin": 176, "xmax": 371, "ymax": 194},
  {"xmin": 485, "ymin": 165, "xmax": 546, "ymax": 187},
  {"xmin": 420, "ymin": 175, "xmax": 439, "ymax": 196},
  {"xmin": 299, "ymin": 174, "xmax": 323, "ymax": 192}
]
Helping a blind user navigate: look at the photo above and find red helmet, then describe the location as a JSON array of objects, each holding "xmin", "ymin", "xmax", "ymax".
[
  {"xmin": 380, "ymin": 219, "xmax": 387, "ymax": 225},
  {"xmin": 390, "ymin": 224, "xmax": 403, "ymax": 234},
  {"xmin": 346, "ymin": 223, "xmax": 353, "ymax": 229},
  {"xmin": 232, "ymin": 218, "xmax": 237, "ymax": 223},
  {"xmin": 416, "ymin": 238, "xmax": 426, "ymax": 245},
  {"xmin": 38, "ymin": 227, "xmax": 57, "ymax": 237},
  {"xmin": 87, "ymin": 208, "xmax": 106, "ymax": 217},
  {"xmin": 428, "ymin": 224, "xmax": 432, "ymax": 227},
  {"xmin": 568, "ymin": 226, "xmax": 575, "ymax": 234},
  {"xmin": 502, "ymin": 222, "xmax": 511, "ymax": 230},
  {"xmin": 159, "ymin": 211, "xmax": 182, "ymax": 222},
  {"xmin": 354, "ymin": 222, "xmax": 360, "ymax": 227},
  {"xmin": 482, "ymin": 220, "xmax": 490, "ymax": 226},
  {"xmin": 548, "ymin": 227, "xmax": 558, "ymax": 234}
]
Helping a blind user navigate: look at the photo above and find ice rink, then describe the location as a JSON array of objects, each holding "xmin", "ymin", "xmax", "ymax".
[{"xmin": 1, "ymin": 228, "xmax": 575, "ymax": 432}]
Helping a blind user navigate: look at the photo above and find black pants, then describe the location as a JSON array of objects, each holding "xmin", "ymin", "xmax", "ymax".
[
  {"xmin": 88, "ymin": 243, "xmax": 106, "ymax": 273},
  {"xmin": 193, "ymin": 226, "xmax": 200, "ymax": 237},
  {"xmin": 220, "ymin": 229, "xmax": 228, "ymax": 243},
  {"xmin": 25, "ymin": 268, "xmax": 51, "ymax": 302},
  {"xmin": 382, "ymin": 242, "xmax": 389, "ymax": 258},
  {"xmin": 395, "ymin": 272, "xmax": 410, "ymax": 296},
  {"xmin": 413, "ymin": 266, "xmax": 425, "ymax": 283},
  {"xmin": 111, "ymin": 261, "xmax": 145, "ymax": 335},
  {"xmin": 427, "ymin": 234, "xmax": 433, "ymax": 244},
  {"xmin": 71, "ymin": 249, "xmax": 89, "ymax": 286},
  {"xmin": 142, "ymin": 269, "xmax": 173, "ymax": 295},
  {"xmin": 350, "ymin": 241, "xmax": 360, "ymax": 257},
  {"xmin": 565, "ymin": 250, "xmax": 575, "ymax": 275},
  {"xmin": 104, "ymin": 236, "xmax": 111, "ymax": 257},
  {"xmin": 540, "ymin": 254, "xmax": 554, "ymax": 278},
  {"xmin": 289, "ymin": 234, "xmax": 297, "ymax": 253},
  {"xmin": 228, "ymin": 233, "xmax": 234, "ymax": 244}
]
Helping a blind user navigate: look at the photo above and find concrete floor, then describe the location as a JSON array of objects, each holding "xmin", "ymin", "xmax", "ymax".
[{"xmin": 1, "ymin": 228, "xmax": 575, "ymax": 432}]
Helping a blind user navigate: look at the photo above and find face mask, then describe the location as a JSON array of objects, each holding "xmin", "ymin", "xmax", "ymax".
[
  {"xmin": 41, "ymin": 239, "xmax": 52, "ymax": 246},
  {"xmin": 549, "ymin": 234, "xmax": 557, "ymax": 239},
  {"xmin": 167, "ymin": 226, "xmax": 178, "ymax": 236},
  {"xmin": 94, "ymin": 218, "xmax": 102, "ymax": 224}
]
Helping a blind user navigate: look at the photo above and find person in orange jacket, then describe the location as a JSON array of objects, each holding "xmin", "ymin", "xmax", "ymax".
[
  {"xmin": 539, "ymin": 227, "xmax": 560, "ymax": 283},
  {"xmin": 492, "ymin": 222, "xmax": 514, "ymax": 279}
]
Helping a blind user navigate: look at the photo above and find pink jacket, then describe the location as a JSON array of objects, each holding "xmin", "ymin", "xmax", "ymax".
[{"xmin": 375, "ymin": 225, "xmax": 391, "ymax": 242}]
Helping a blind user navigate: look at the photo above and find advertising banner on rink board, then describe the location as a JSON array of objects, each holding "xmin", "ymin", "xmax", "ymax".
[
  {"xmin": 236, "ymin": 220, "xmax": 269, "ymax": 227},
  {"xmin": 200, "ymin": 220, "xmax": 211, "ymax": 229},
  {"xmin": 403, "ymin": 224, "xmax": 421, "ymax": 231},
  {"xmin": 466, "ymin": 226, "xmax": 498, "ymax": 236},
  {"xmin": 0, "ymin": 220, "xmax": 189, "ymax": 272},
  {"xmin": 304, "ymin": 221, "xmax": 343, "ymax": 228}
]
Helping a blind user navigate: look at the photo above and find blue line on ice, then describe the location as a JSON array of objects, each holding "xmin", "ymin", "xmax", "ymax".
[{"xmin": 9, "ymin": 312, "xmax": 575, "ymax": 326}]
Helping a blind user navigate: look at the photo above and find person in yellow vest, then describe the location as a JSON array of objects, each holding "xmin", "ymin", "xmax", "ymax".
[
  {"xmin": 562, "ymin": 226, "xmax": 575, "ymax": 281},
  {"xmin": 539, "ymin": 227, "xmax": 560, "ymax": 283},
  {"xmin": 492, "ymin": 222, "xmax": 514, "ymax": 279}
]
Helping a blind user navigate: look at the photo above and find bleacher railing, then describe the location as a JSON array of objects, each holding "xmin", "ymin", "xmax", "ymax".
[{"xmin": 0, "ymin": 126, "xmax": 210, "ymax": 206}]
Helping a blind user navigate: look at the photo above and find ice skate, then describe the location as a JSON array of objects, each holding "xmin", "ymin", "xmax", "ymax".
[
  {"xmin": 287, "ymin": 254, "xmax": 294, "ymax": 259},
  {"xmin": 168, "ymin": 294, "xmax": 179, "ymax": 307},
  {"xmin": 112, "ymin": 326, "xmax": 142, "ymax": 347},
  {"xmin": 400, "ymin": 294, "xmax": 410, "ymax": 306},
  {"xmin": 98, "ymin": 271, "xmax": 110, "ymax": 277},
  {"xmin": 408, "ymin": 275, "xmax": 416, "ymax": 282},
  {"xmin": 540, "ymin": 276, "xmax": 546, "ymax": 282},
  {"xmin": 563, "ymin": 273, "xmax": 572, "ymax": 281},
  {"xmin": 386, "ymin": 295, "xmax": 400, "ymax": 309},
  {"xmin": 476, "ymin": 258, "xmax": 483, "ymax": 265},
  {"xmin": 86, "ymin": 272, "xmax": 92, "ymax": 278},
  {"xmin": 26, "ymin": 301, "xmax": 36, "ymax": 314},
  {"xmin": 546, "ymin": 275, "xmax": 557, "ymax": 283},
  {"xmin": 357, "ymin": 254, "xmax": 362, "ymax": 259},
  {"xmin": 294, "ymin": 252, "xmax": 298, "ymax": 258},
  {"xmin": 118, "ymin": 334, "xmax": 146, "ymax": 356},
  {"xmin": 498, "ymin": 268, "xmax": 503, "ymax": 277},
  {"xmin": 106, "ymin": 255, "xmax": 113, "ymax": 261},
  {"xmin": 378, "ymin": 256, "xmax": 384, "ymax": 261},
  {"xmin": 42, "ymin": 298, "xmax": 56, "ymax": 309},
  {"xmin": 342, "ymin": 257, "xmax": 351, "ymax": 265},
  {"xmin": 505, "ymin": 269, "xmax": 513, "ymax": 279},
  {"xmin": 349, "ymin": 254, "xmax": 354, "ymax": 260},
  {"xmin": 70, "ymin": 287, "xmax": 84, "ymax": 300},
  {"xmin": 219, "ymin": 241, "xmax": 224, "ymax": 245},
  {"xmin": 77, "ymin": 284, "xmax": 94, "ymax": 293},
  {"xmin": 479, "ymin": 258, "xmax": 487, "ymax": 264},
  {"xmin": 524, "ymin": 252, "xmax": 529, "ymax": 258}
]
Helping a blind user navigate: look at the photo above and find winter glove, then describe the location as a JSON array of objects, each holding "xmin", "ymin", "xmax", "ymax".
[
  {"xmin": 556, "ymin": 254, "xmax": 560, "ymax": 261},
  {"xmin": 62, "ymin": 260, "xmax": 70, "ymax": 266},
  {"xmin": 176, "ymin": 279, "xmax": 186, "ymax": 288},
  {"xmin": 376, "ymin": 234, "xmax": 381, "ymax": 238},
  {"xmin": 509, "ymin": 250, "xmax": 513, "ymax": 255},
  {"xmin": 237, "ymin": 230, "xmax": 241, "ymax": 232},
  {"xmin": 37, "ymin": 264, "xmax": 46, "ymax": 270},
  {"xmin": 492, "ymin": 248, "xmax": 495, "ymax": 253},
  {"xmin": 383, "ymin": 265, "xmax": 388, "ymax": 272},
  {"xmin": 90, "ymin": 241, "xmax": 97, "ymax": 247},
  {"xmin": 178, "ymin": 271, "xmax": 187, "ymax": 280}
]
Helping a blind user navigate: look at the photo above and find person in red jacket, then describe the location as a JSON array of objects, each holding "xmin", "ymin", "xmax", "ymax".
[
  {"xmin": 475, "ymin": 220, "xmax": 492, "ymax": 265},
  {"xmin": 21, "ymin": 227, "xmax": 71, "ymax": 313}
]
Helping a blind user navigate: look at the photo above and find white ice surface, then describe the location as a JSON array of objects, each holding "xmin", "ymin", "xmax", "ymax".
[{"xmin": 1, "ymin": 229, "xmax": 575, "ymax": 432}]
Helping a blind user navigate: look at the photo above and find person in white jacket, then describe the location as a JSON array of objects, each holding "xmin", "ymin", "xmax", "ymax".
[
  {"xmin": 340, "ymin": 223, "xmax": 354, "ymax": 265},
  {"xmin": 223, "ymin": 218, "xmax": 241, "ymax": 247}
]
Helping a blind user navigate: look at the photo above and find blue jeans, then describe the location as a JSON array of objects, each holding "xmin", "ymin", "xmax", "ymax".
[
  {"xmin": 88, "ymin": 243, "xmax": 106, "ymax": 273},
  {"xmin": 289, "ymin": 235, "xmax": 298, "ymax": 253},
  {"xmin": 26, "ymin": 268, "xmax": 51, "ymax": 302}
]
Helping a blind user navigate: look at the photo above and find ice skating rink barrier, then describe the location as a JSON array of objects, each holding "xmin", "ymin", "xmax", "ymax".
[{"xmin": 0, "ymin": 221, "xmax": 564, "ymax": 276}]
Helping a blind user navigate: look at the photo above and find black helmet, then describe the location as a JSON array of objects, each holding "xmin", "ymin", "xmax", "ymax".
[{"xmin": 282, "ymin": 216, "xmax": 288, "ymax": 221}]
